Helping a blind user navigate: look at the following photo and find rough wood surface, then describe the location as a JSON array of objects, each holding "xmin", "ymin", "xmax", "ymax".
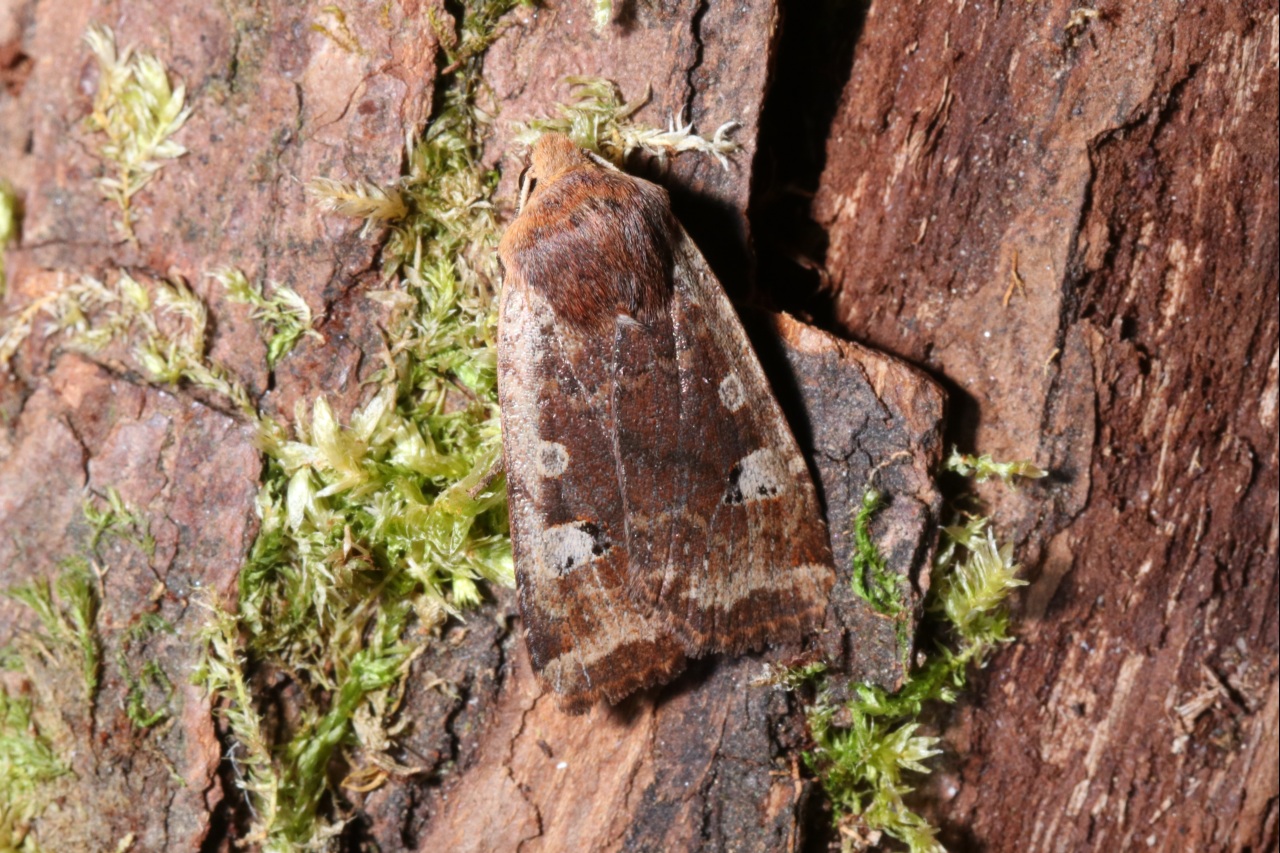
[
  {"xmin": 749, "ymin": 311, "xmax": 946, "ymax": 690},
  {"xmin": 0, "ymin": 0, "xmax": 438, "ymax": 846},
  {"xmin": 416, "ymin": 309, "xmax": 944, "ymax": 852},
  {"xmin": 3, "ymin": 0, "xmax": 1274, "ymax": 850},
  {"xmin": 812, "ymin": 1, "xmax": 1279, "ymax": 849},
  {"xmin": 0, "ymin": 353, "xmax": 258, "ymax": 850}
]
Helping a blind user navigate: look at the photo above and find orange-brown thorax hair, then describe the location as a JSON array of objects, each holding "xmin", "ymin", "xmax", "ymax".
[
  {"xmin": 528, "ymin": 132, "xmax": 589, "ymax": 188},
  {"xmin": 499, "ymin": 133, "xmax": 677, "ymax": 332}
]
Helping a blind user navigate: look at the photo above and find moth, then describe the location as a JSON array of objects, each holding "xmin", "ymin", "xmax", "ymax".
[{"xmin": 497, "ymin": 133, "xmax": 835, "ymax": 712}]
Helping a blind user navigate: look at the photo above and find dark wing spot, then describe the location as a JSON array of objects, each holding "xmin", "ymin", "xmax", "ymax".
[
  {"xmin": 579, "ymin": 521, "xmax": 611, "ymax": 558},
  {"xmin": 723, "ymin": 451, "xmax": 785, "ymax": 505},
  {"xmin": 725, "ymin": 461, "xmax": 746, "ymax": 505}
]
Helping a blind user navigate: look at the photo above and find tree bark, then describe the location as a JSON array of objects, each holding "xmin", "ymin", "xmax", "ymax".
[
  {"xmin": 811, "ymin": 1, "xmax": 1279, "ymax": 850},
  {"xmin": 1, "ymin": 0, "xmax": 1275, "ymax": 851}
]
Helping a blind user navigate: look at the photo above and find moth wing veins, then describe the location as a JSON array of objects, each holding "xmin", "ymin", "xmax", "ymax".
[
  {"xmin": 639, "ymin": 228, "xmax": 836, "ymax": 658},
  {"xmin": 497, "ymin": 278, "xmax": 686, "ymax": 713},
  {"xmin": 498, "ymin": 144, "xmax": 836, "ymax": 711}
]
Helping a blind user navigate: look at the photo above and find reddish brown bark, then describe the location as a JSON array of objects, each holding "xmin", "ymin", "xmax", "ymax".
[
  {"xmin": 1, "ymin": 0, "xmax": 435, "ymax": 847},
  {"xmin": 812, "ymin": 0, "xmax": 1279, "ymax": 849},
  {"xmin": 2, "ymin": 0, "xmax": 1275, "ymax": 850}
]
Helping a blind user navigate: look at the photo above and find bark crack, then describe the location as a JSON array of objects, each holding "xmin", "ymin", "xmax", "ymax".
[
  {"xmin": 681, "ymin": 0, "xmax": 710, "ymax": 122},
  {"xmin": 509, "ymin": 690, "xmax": 546, "ymax": 852}
]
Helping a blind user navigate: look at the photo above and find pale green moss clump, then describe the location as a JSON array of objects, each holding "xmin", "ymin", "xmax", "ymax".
[
  {"xmin": 943, "ymin": 448, "xmax": 1047, "ymax": 486},
  {"xmin": 793, "ymin": 461, "xmax": 1037, "ymax": 853},
  {"xmin": 83, "ymin": 25, "xmax": 190, "ymax": 242},
  {"xmin": 0, "ymin": 692, "xmax": 68, "ymax": 852},
  {"xmin": 46, "ymin": 271, "xmax": 258, "ymax": 416},
  {"xmin": 0, "ymin": 180, "xmax": 17, "ymax": 299},
  {"xmin": 5, "ymin": 561, "xmax": 101, "ymax": 708},
  {"xmin": 514, "ymin": 76, "xmax": 740, "ymax": 168},
  {"xmin": 212, "ymin": 267, "xmax": 322, "ymax": 368},
  {"xmin": 194, "ymin": 2, "xmax": 531, "ymax": 847}
]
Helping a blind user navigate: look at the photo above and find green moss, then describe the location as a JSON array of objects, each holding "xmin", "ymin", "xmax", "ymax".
[
  {"xmin": 943, "ymin": 448, "xmax": 1047, "ymax": 486},
  {"xmin": 192, "ymin": 608, "xmax": 282, "ymax": 843},
  {"xmin": 850, "ymin": 489, "xmax": 907, "ymax": 617},
  {"xmin": 194, "ymin": 2, "xmax": 529, "ymax": 847},
  {"xmin": 0, "ymin": 692, "xmax": 69, "ymax": 852},
  {"xmin": 83, "ymin": 25, "xmax": 190, "ymax": 242},
  {"xmin": 6, "ymin": 560, "xmax": 102, "ymax": 706},
  {"xmin": 0, "ymin": 488, "xmax": 165, "ymax": 847},
  {"xmin": 0, "ymin": 179, "xmax": 18, "ymax": 300},
  {"xmin": 84, "ymin": 486, "xmax": 156, "ymax": 558},
  {"xmin": 3, "ymin": 487, "xmax": 161, "ymax": 718},
  {"xmin": 515, "ymin": 76, "xmax": 740, "ymax": 168},
  {"xmin": 32, "ymin": 6, "xmax": 520, "ymax": 831},
  {"xmin": 119, "ymin": 616, "xmax": 176, "ymax": 729},
  {"xmin": 789, "ymin": 460, "xmax": 1035, "ymax": 852},
  {"xmin": 46, "ymin": 272, "xmax": 256, "ymax": 416},
  {"xmin": 212, "ymin": 268, "xmax": 320, "ymax": 368}
]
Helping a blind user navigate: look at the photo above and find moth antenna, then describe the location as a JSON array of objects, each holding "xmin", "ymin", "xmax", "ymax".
[
  {"xmin": 517, "ymin": 166, "xmax": 533, "ymax": 213},
  {"xmin": 586, "ymin": 150, "xmax": 621, "ymax": 172}
]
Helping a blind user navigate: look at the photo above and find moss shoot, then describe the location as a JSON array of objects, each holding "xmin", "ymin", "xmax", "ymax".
[
  {"xmin": 83, "ymin": 25, "xmax": 191, "ymax": 242},
  {"xmin": 790, "ymin": 460, "xmax": 1039, "ymax": 853},
  {"xmin": 1, "ymin": 488, "xmax": 165, "ymax": 850},
  {"xmin": 0, "ymin": 180, "xmax": 17, "ymax": 300}
]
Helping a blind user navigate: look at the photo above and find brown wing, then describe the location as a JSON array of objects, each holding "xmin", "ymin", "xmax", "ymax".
[
  {"xmin": 643, "ymin": 229, "xmax": 835, "ymax": 656},
  {"xmin": 496, "ymin": 275, "xmax": 686, "ymax": 713},
  {"xmin": 497, "ymin": 146, "xmax": 833, "ymax": 710}
]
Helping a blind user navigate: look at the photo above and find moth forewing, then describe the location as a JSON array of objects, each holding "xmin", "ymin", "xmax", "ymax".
[
  {"xmin": 497, "ymin": 274, "xmax": 687, "ymax": 713},
  {"xmin": 649, "ymin": 229, "xmax": 835, "ymax": 656},
  {"xmin": 497, "ymin": 133, "xmax": 835, "ymax": 712}
]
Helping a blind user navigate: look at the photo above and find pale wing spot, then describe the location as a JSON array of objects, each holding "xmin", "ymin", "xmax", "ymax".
[
  {"xmin": 531, "ymin": 297, "xmax": 556, "ymax": 329},
  {"xmin": 787, "ymin": 453, "xmax": 809, "ymax": 476},
  {"xmin": 542, "ymin": 521, "xmax": 611, "ymax": 575},
  {"xmin": 725, "ymin": 448, "xmax": 789, "ymax": 504},
  {"xmin": 718, "ymin": 373, "xmax": 746, "ymax": 412},
  {"xmin": 536, "ymin": 440, "xmax": 570, "ymax": 478},
  {"xmin": 794, "ymin": 563, "xmax": 834, "ymax": 585}
]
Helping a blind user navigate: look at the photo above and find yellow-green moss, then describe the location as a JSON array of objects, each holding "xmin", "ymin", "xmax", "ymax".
[
  {"xmin": 46, "ymin": 271, "xmax": 256, "ymax": 416},
  {"xmin": 5, "ymin": 560, "xmax": 101, "ymax": 708},
  {"xmin": 0, "ymin": 180, "xmax": 17, "ymax": 300},
  {"xmin": 212, "ymin": 268, "xmax": 321, "ymax": 368},
  {"xmin": 83, "ymin": 25, "xmax": 190, "ymax": 242},
  {"xmin": 0, "ymin": 692, "xmax": 69, "ymax": 852},
  {"xmin": 1, "ymin": 488, "xmax": 166, "ymax": 849},
  {"xmin": 943, "ymin": 448, "xmax": 1048, "ymax": 486},
  {"xmin": 514, "ymin": 76, "xmax": 740, "ymax": 167},
  {"xmin": 195, "ymin": 2, "xmax": 528, "ymax": 846},
  {"xmin": 790, "ymin": 460, "xmax": 1037, "ymax": 853}
]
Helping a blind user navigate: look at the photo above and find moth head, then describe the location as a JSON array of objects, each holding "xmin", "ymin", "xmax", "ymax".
[
  {"xmin": 518, "ymin": 134, "xmax": 589, "ymax": 212},
  {"xmin": 530, "ymin": 133, "xmax": 587, "ymax": 185}
]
